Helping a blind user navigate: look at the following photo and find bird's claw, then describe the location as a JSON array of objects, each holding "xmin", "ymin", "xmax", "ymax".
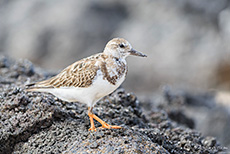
[
  {"xmin": 89, "ymin": 124, "xmax": 122, "ymax": 131},
  {"xmin": 99, "ymin": 123, "xmax": 122, "ymax": 129},
  {"xmin": 89, "ymin": 127, "xmax": 97, "ymax": 131}
]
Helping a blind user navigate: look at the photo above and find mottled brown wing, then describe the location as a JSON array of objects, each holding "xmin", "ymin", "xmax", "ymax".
[{"xmin": 32, "ymin": 56, "xmax": 99, "ymax": 88}]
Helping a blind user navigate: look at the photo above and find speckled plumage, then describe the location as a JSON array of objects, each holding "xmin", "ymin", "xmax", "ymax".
[
  {"xmin": 30, "ymin": 53, "xmax": 127, "ymax": 89},
  {"xmin": 26, "ymin": 38, "xmax": 146, "ymax": 131}
]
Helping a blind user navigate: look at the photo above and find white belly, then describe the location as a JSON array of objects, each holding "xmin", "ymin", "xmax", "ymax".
[{"xmin": 39, "ymin": 72, "xmax": 126, "ymax": 107}]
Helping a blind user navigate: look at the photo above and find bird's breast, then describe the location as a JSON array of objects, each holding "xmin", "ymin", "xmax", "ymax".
[{"xmin": 100, "ymin": 59, "xmax": 127, "ymax": 86}]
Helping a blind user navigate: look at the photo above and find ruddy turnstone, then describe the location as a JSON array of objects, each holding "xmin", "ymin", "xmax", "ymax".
[{"xmin": 26, "ymin": 38, "xmax": 147, "ymax": 131}]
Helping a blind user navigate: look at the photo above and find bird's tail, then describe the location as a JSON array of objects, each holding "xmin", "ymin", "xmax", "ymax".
[
  {"xmin": 25, "ymin": 82, "xmax": 53, "ymax": 92},
  {"xmin": 25, "ymin": 87, "xmax": 37, "ymax": 92},
  {"xmin": 25, "ymin": 83, "xmax": 41, "ymax": 92}
]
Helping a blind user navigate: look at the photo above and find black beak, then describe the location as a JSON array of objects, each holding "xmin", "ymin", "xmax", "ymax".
[{"xmin": 129, "ymin": 49, "xmax": 147, "ymax": 57}]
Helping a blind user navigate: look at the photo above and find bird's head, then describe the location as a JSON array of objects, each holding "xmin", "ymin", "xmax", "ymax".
[{"xmin": 103, "ymin": 38, "xmax": 147, "ymax": 59}]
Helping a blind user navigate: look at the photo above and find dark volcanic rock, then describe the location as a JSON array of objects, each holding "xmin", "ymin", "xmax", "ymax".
[
  {"xmin": 160, "ymin": 86, "xmax": 230, "ymax": 151},
  {"xmin": 0, "ymin": 56, "xmax": 226, "ymax": 153}
]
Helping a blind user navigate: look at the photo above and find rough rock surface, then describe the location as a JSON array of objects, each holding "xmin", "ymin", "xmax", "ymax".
[
  {"xmin": 0, "ymin": 56, "xmax": 226, "ymax": 153},
  {"xmin": 155, "ymin": 87, "xmax": 230, "ymax": 152},
  {"xmin": 1, "ymin": 0, "xmax": 230, "ymax": 93}
]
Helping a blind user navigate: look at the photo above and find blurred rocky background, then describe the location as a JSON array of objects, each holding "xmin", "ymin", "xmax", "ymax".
[{"xmin": 1, "ymin": 0, "xmax": 230, "ymax": 152}]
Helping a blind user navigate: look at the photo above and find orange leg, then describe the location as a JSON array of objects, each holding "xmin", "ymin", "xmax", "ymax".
[
  {"xmin": 88, "ymin": 109, "xmax": 96, "ymax": 131},
  {"xmin": 88, "ymin": 107, "xmax": 122, "ymax": 131}
]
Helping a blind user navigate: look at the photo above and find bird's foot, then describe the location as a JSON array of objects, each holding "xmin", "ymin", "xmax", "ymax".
[
  {"xmin": 89, "ymin": 126, "xmax": 97, "ymax": 131},
  {"xmin": 89, "ymin": 124, "xmax": 122, "ymax": 131},
  {"xmin": 88, "ymin": 107, "xmax": 122, "ymax": 131},
  {"xmin": 99, "ymin": 122, "xmax": 122, "ymax": 129}
]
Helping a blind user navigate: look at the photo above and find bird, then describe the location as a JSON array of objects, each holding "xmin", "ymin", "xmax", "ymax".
[{"xmin": 26, "ymin": 38, "xmax": 147, "ymax": 131}]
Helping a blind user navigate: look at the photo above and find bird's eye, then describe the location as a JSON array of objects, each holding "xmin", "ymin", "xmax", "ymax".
[{"xmin": 119, "ymin": 44, "xmax": 125, "ymax": 48}]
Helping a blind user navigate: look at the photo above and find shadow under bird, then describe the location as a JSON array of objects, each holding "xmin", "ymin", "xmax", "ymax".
[{"xmin": 26, "ymin": 38, "xmax": 147, "ymax": 131}]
